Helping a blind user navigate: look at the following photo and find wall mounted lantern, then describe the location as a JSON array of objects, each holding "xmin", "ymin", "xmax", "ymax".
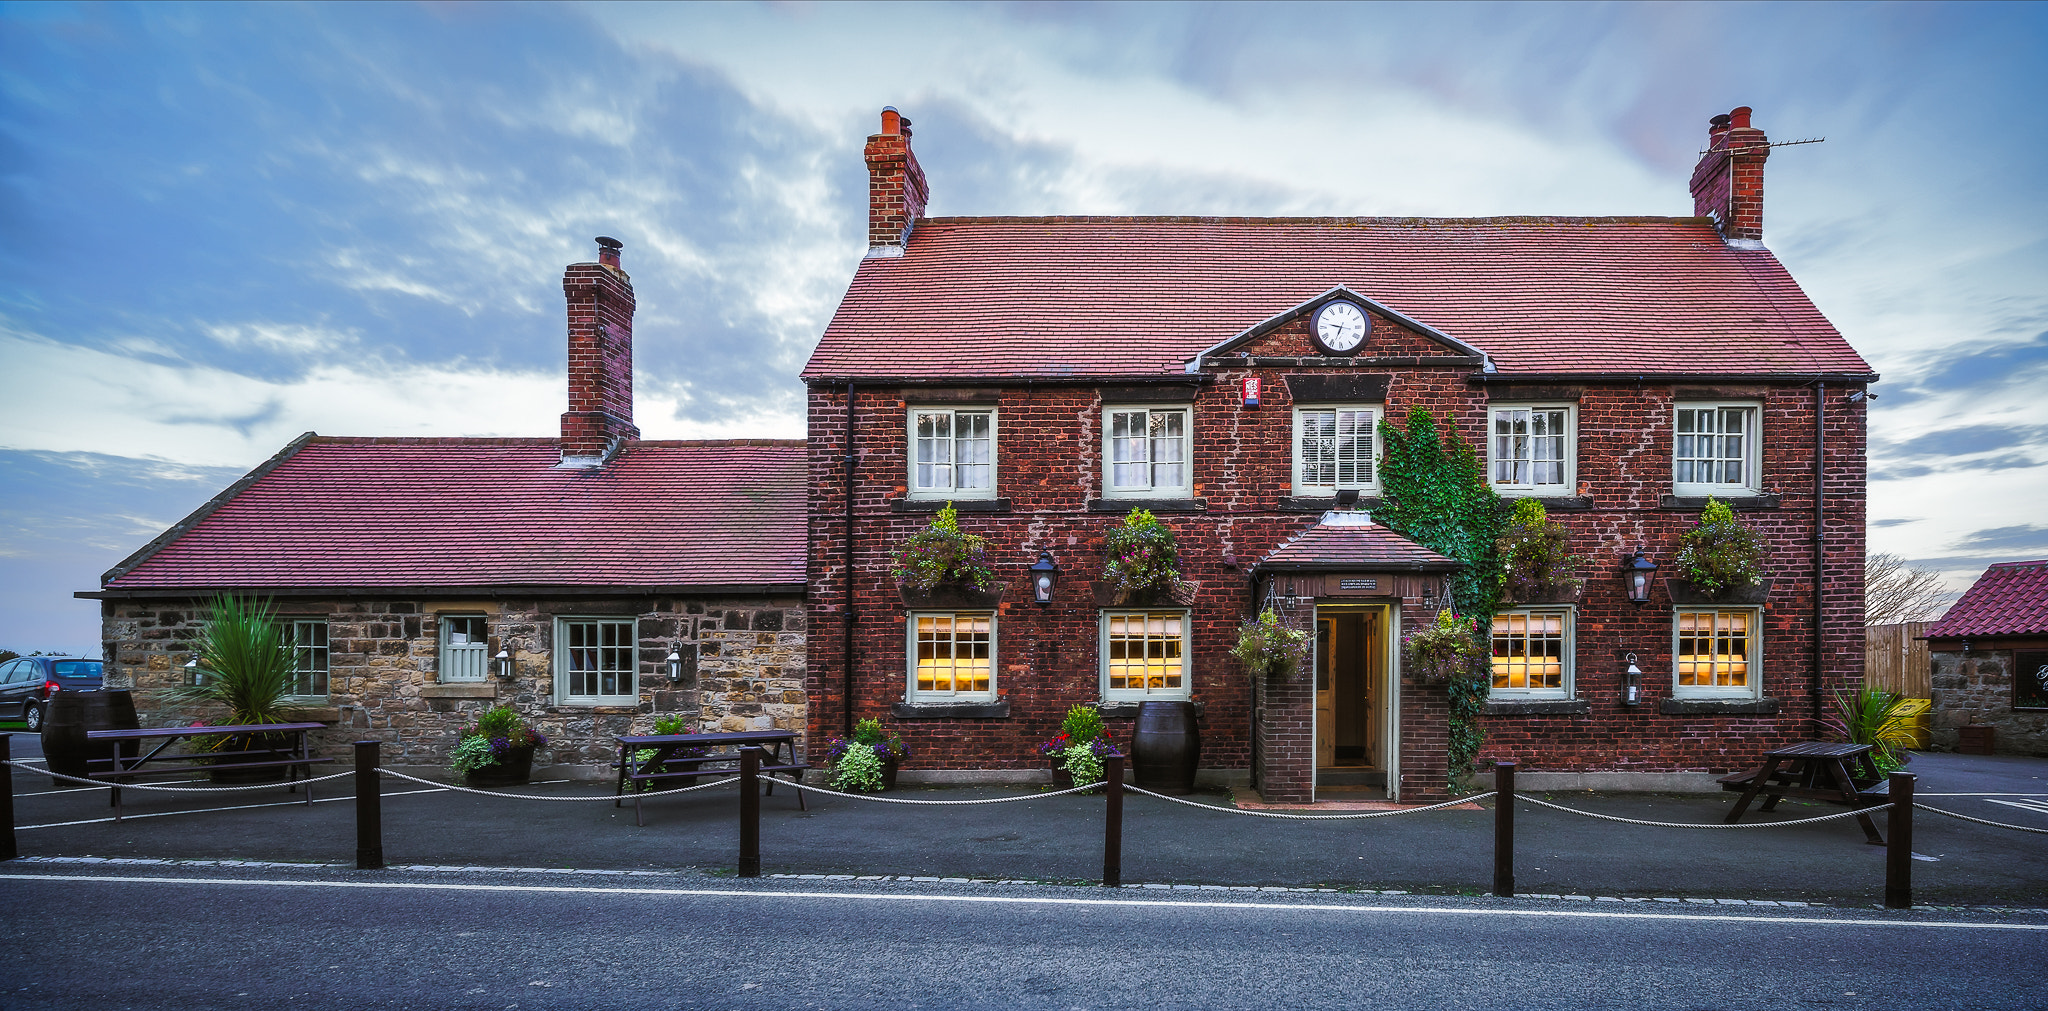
[
  {"xmin": 1623, "ymin": 551, "xmax": 1659, "ymax": 605},
  {"xmin": 1621, "ymin": 653, "xmax": 1644, "ymax": 708},
  {"xmin": 1029, "ymin": 551, "xmax": 1062, "ymax": 605},
  {"xmin": 185, "ymin": 657, "xmax": 208, "ymax": 687},
  {"xmin": 667, "ymin": 647, "xmax": 687, "ymax": 683},
  {"xmin": 494, "ymin": 648, "xmax": 515, "ymax": 680}
]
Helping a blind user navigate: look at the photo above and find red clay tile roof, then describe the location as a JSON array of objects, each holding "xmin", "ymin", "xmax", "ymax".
[
  {"xmin": 1255, "ymin": 515, "xmax": 1463, "ymax": 572},
  {"xmin": 103, "ymin": 438, "xmax": 806, "ymax": 592},
  {"xmin": 1925, "ymin": 560, "xmax": 2048, "ymax": 639},
  {"xmin": 803, "ymin": 216, "xmax": 1872, "ymax": 381}
]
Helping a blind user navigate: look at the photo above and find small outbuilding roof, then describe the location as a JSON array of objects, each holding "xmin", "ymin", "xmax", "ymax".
[
  {"xmin": 1924, "ymin": 559, "xmax": 2048, "ymax": 640},
  {"xmin": 1253, "ymin": 513, "xmax": 1464, "ymax": 573}
]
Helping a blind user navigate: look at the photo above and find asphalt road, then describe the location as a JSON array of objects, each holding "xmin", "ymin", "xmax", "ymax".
[{"xmin": 2, "ymin": 866, "xmax": 2044, "ymax": 1010}]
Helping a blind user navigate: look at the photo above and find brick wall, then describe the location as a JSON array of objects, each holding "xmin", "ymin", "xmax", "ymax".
[{"xmin": 560, "ymin": 240, "xmax": 640, "ymax": 460}]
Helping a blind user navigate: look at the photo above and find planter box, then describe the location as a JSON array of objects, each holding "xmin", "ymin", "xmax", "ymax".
[
  {"xmin": 1501, "ymin": 583, "xmax": 1584, "ymax": 606},
  {"xmin": 1091, "ymin": 580, "xmax": 1198, "ymax": 608},
  {"xmin": 900, "ymin": 584, "xmax": 1007, "ymax": 609},
  {"xmin": 1664, "ymin": 577, "xmax": 1772, "ymax": 605}
]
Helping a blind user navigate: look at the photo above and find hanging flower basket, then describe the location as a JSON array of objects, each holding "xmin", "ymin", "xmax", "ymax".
[
  {"xmin": 1231, "ymin": 608, "xmax": 1313, "ymax": 681},
  {"xmin": 1097, "ymin": 508, "xmax": 1192, "ymax": 604},
  {"xmin": 1401, "ymin": 608, "xmax": 1485, "ymax": 685},
  {"xmin": 894, "ymin": 502, "xmax": 999, "ymax": 603},
  {"xmin": 1673, "ymin": 498, "xmax": 1765, "ymax": 597},
  {"xmin": 1497, "ymin": 498, "xmax": 1585, "ymax": 605}
]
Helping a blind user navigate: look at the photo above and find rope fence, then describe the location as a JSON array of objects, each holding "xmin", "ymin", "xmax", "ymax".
[
  {"xmin": 1127, "ymin": 784, "xmax": 1497, "ymax": 820},
  {"xmin": 375, "ymin": 768, "xmax": 739, "ymax": 802},
  {"xmin": 1915, "ymin": 802, "xmax": 2048, "ymax": 836},
  {"xmin": 3, "ymin": 760, "xmax": 352, "ymax": 794},
  {"xmin": 770, "ymin": 779, "xmax": 1104, "ymax": 805},
  {"xmin": 1517, "ymin": 795, "xmax": 1896, "ymax": 830}
]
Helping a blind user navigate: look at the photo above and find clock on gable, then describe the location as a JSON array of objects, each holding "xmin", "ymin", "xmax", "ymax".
[{"xmin": 1308, "ymin": 299, "xmax": 1370, "ymax": 356}]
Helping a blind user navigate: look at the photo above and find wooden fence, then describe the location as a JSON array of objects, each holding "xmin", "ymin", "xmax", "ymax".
[{"xmin": 1865, "ymin": 621, "xmax": 1932, "ymax": 747}]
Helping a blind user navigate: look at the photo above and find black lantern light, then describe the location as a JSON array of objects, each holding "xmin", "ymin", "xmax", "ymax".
[
  {"xmin": 1621, "ymin": 652, "xmax": 1644, "ymax": 708},
  {"xmin": 1623, "ymin": 551, "xmax": 1659, "ymax": 605},
  {"xmin": 494, "ymin": 648, "xmax": 515, "ymax": 680},
  {"xmin": 1029, "ymin": 550, "xmax": 1061, "ymax": 605},
  {"xmin": 185, "ymin": 656, "xmax": 207, "ymax": 687},
  {"xmin": 667, "ymin": 647, "xmax": 686, "ymax": 683}
]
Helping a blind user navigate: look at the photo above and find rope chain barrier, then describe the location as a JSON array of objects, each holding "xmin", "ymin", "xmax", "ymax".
[
  {"xmin": 1, "ymin": 759, "xmax": 352, "ymax": 793},
  {"xmin": 1518, "ymin": 795, "xmax": 1895, "ymax": 829},
  {"xmin": 1914, "ymin": 802, "xmax": 2048, "ymax": 836},
  {"xmin": 1126, "ymin": 785, "xmax": 1497, "ymax": 820},
  {"xmin": 768, "ymin": 779, "xmax": 1105, "ymax": 805},
  {"xmin": 376, "ymin": 768, "xmax": 740, "ymax": 801}
]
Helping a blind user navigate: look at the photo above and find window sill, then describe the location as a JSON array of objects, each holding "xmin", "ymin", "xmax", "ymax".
[
  {"xmin": 421, "ymin": 683, "xmax": 497, "ymax": 698},
  {"xmin": 1088, "ymin": 497, "xmax": 1206, "ymax": 513},
  {"xmin": 893, "ymin": 698, "xmax": 1010, "ymax": 719},
  {"xmin": 1483, "ymin": 699, "xmax": 1590, "ymax": 716},
  {"xmin": 1494, "ymin": 495, "xmax": 1595, "ymax": 511},
  {"xmin": 1279, "ymin": 496, "xmax": 1383, "ymax": 513},
  {"xmin": 892, "ymin": 498, "xmax": 1011, "ymax": 513},
  {"xmin": 557, "ymin": 703, "xmax": 643, "ymax": 712},
  {"xmin": 1658, "ymin": 697, "xmax": 1779, "ymax": 715},
  {"xmin": 1661, "ymin": 494, "xmax": 1780, "ymax": 510},
  {"xmin": 1097, "ymin": 699, "xmax": 1201, "ymax": 718}
]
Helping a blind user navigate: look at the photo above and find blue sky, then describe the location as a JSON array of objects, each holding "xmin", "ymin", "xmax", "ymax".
[{"xmin": 3, "ymin": 1, "xmax": 2044, "ymax": 654}]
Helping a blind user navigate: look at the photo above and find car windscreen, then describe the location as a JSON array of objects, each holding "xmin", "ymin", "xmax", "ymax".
[{"xmin": 51, "ymin": 661, "xmax": 102, "ymax": 679}]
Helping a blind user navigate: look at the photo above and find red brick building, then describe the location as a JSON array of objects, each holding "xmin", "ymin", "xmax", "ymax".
[{"xmin": 803, "ymin": 107, "xmax": 1876, "ymax": 802}]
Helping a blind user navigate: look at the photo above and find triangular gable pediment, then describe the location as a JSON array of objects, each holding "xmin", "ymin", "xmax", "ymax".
[{"xmin": 1183, "ymin": 285, "xmax": 1494, "ymax": 374}]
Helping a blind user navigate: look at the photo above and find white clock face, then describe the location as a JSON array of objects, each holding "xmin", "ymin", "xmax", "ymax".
[{"xmin": 1315, "ymin": 301, "xmax": 1368, "ymax": 353}]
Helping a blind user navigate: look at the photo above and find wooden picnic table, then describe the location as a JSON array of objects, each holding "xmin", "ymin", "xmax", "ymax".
[
  {"xmin": 87, "ymin": 722, "xmax": 331, "ymax": 821},
  {"xmin": 1719, "ymin": 741, "xmax": 1890, "ymax": 844},
  {"xmin": 613, "ymin": 730, "xmax": 808, "ymax": 826}
]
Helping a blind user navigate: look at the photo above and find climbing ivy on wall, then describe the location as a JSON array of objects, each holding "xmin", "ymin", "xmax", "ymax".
[{"xmin": 1376, "ymin": 406, "xmax": 1503, "ymax": 791}]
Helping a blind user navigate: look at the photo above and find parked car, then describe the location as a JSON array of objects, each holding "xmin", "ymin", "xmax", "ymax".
[{"xmin": 0, "ymin": 656, "xmax": 105, "ymax": 731}]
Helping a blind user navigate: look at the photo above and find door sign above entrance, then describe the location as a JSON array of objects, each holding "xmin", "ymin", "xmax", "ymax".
[{"xmin": 1339, "ymin": 578, "xmax": 1378, "ymax": 590}]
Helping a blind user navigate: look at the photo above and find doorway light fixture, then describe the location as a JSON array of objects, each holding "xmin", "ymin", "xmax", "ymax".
[
  {"xmin": 1623, "ymin": 551, "xmax": 1659, "ymax": 605},
  {"xmin": 1621, "ymin": 653, "xmax": 1643, "ymax": 708}
]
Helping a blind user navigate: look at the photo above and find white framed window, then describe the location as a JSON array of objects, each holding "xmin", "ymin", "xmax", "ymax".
[
  {"xmin": 909, "ymin": 408, "xmax": 995, "ymax": 499},
  {"xmin": 1490, "ymin": 608, "xmax": 1572, "ymax": 698},
  {"xmin": 1100, "ymin": 610, "xmax": 1191, "ymax": 701},
  {"xmin": 285, "ymin": 619, "xmax": 328, "ymax": 699},
  {"xmin": 1673, "ymin": 403, "xmax": 1759, "ymax": 496},
  {"xmin": 1673, "ymin": 608, "xmax": 1760, "ymax": 699},
  {"xmin": 1293, "ymin": 405, "xmax": 1381, "ymax": 495},
  {"xmin": 439, "ymin": 615, "xmax": 490, "ymax": 683},
  {"xmin": 1489, "ymin": 403, "xmax": 1575, "ymax": 495},
  {"xmin": 555, "ymin": 617, "xmax": 638, "ymax": 706},
  {"xmin": 1103, "ymin": 406, "xmax": 1190, "ymax": 498},
  {"xmin": 907, "ymin": 612, "xmax": 995, "ymax": 701}
]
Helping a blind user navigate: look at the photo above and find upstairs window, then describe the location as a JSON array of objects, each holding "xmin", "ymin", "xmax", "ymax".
[
  {"xmin": 1104, "ymin": 407, "xmax": 1190, "ymax": 498},
  {"xmin": 285, "ymin": 619, "xmax": 328, "ymax": 699},
  {"xmin": 909, "ymin": 408, "xmax": 995, "ymax": 499},
  {"xmin": 1673, "ymin": 608, "xmax": 1760, "ymax": 698},
  {"xmin": 1489, "ymin": 404, "xmax": 1574, "ymax": 495},
  {"xmin": 908, "ymin": 612, "xmax": 994, "ymax": 701},
  {"xmin": 1293, "ymin": 406, "xmax": 1380, "ymax": 495},
  {"xmin": 1673, "ymin": 403, "xmax": 1759, "ymax": 496}
]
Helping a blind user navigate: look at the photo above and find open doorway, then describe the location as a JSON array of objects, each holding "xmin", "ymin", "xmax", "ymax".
[{"xmin": 1315, "ymin": 605, "xmax": 1390, "ymax": 797}]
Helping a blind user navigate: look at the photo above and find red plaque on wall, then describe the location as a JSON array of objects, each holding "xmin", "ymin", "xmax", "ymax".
[{"xmin": 1241, "ymin": 376, "xmax": 1261, "ymax": 407}]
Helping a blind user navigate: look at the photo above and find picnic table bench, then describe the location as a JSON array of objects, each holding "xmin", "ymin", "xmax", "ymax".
[
  {"xmin": 614, "ymin": 730, "xmax": 807, "ymax": 825},
  {"xmin": 86, "ymin": 722, "xmax": 332, "ymax": 821},
  {"xmin": 1719, "ymin": 740, "xmax": 1889, "ymax": 844}
]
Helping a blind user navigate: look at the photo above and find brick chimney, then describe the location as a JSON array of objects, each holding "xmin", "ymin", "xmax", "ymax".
[
  {"xmin": 559, "ymin": 235, "xmax": 639, "ymax": 468},
  {"xmin": 1689, "ymin": 106, "xmax": 1770, "ymax": 247},
  {"xmin": 863, "ymin": 107, "xmax": 928, "ymax": 258}
]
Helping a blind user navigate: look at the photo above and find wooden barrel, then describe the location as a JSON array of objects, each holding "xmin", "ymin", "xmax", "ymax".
[
  {"xmin": 40, "ymin": 689, "xmax": 139, "ymax": 785},
  {"xmin": 1131, "ymin": 700, "xmax": 1201, "ymax": 795}
]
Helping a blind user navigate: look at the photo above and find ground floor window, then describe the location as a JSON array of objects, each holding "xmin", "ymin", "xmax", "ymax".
[
  {"xmin": 1673, "ymin": 608, "xmax": 1759, "ymax": 697},
  {"xmin": 1101, "ymin": 610, "xmax": 1189, "ymax": 700},
  {"xmin": 439, "ymin": 615, "xmax": 489, "ymax": 682},
  {"xmin": 1491, "ymin": 608, "xmax": 1571, "ymax": 697},
  {"xmin": 286, "ymin": 619, "xmax": 328, "ymax": 699},
  {"xmin": 909, "ymin": 612, "xmax": 994, "ymax": 700},
  {"xmin": 556, "ymin": 617, "xmax": 637, "ymax": 705}
]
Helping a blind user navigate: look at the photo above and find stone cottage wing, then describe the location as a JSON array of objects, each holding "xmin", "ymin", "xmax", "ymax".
[
  {"xmin": 801, "ymin": 216, "xmax": 1875, "ymax": 382},
  {"xmin": 97, "ymin": 437, "xmax": 808, "ymax": 593},
  {"xmin": 1925, "ymin": 559, "xmax": 2048, "ymax": 639}
]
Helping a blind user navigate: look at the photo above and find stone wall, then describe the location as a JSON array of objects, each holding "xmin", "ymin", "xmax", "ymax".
[
  {"xmin": 101, "ymin": 593, "xmax": 806, "ymax": 774},
  {"xmin": 1929, "ymin": 649, "xmax": 2048, "ymax": 756}
]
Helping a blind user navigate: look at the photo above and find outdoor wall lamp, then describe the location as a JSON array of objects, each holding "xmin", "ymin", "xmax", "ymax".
[
  {"xmin": 1029, "ymin": 550, "xmax": 1062, "ymax": 605},
  {"xmin": 666, "ymin": 647, "xmax": 686, "ymax": 682},
  {"xmin": 494, "ymin": 649, "xmax": 515, "ymax": 680},
  {"xmin": 1334, "ymin": 488, "xmax": 1361, "ymax": 509},
  {"xmin": 1623, "ymin": 551, "xmax": 1659, "ymax": 605},
  {"xmin": 184, "ymin": 657, "xmax": 208, "ymax": 687},
  {"xmin": 1621, "ymin": 653, "xmax": 1643, "ymax": 708}
]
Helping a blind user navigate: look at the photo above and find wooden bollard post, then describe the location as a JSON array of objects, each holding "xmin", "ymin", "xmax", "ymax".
[
  {"xmin": 1884, "ymin": 770, "xmax": 1915, "ymax": 910},
  {"xmin": 2, "ymin": 734, "xmax": 17, "ymax": 862},
  {"xmin": 739, "ymin": 746, "xmax": 762, "ymax": 878},
  {"xmin": 1103, "ymin": 754, "xmax": 1124, "ymax": 888},
  {"xmin": 1493, "ymin": 761, "xmax": 1516, "ymax": 898},
  {"xmin": 354, "ymin": 740, "xmax": 383, "ymax": 870}
]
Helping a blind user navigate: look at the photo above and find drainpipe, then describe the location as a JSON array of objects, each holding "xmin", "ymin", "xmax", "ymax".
[
  {"xmin": 843, "ymin": 380, "xmax": 859, "ymax": 738},
  {"xmin": 1812, "ymin": 382, "xmax": 1825, "ymax": 733}
]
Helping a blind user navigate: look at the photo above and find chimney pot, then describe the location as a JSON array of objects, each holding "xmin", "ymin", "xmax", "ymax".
[
  {"xmin": 1728, "ymin": 106, "xmax": 1752, "ymax": 129},
  {"xmin": 881, "ymin": 107, "xmax": 901, "ymax": 136},
  {"xmin": 596, "ymin": 235, "xmax": 623, "ymax": 268},
  {"xmin": 1710, "ymin": 114, "xmax": 1732, "ymax": 131}
]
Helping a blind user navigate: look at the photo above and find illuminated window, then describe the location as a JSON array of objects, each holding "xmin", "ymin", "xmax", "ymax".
[
  {"xmin": 1294, "ymin": 405, "xmax": 1381, "ymax": 494},
  {"xmin": 1489, "ymin": 404, "xmax": 1574, "ymax": 495},
  {"xmin": 1674, "ymin": 609, "xmax": 1758, "ymax": 697},
  {"xmin": 1100, "ymin": 610, "xmax": 1190, "ymax": 700},
  {"xmin": 1491, "ymin": 609, "xmax": 1571, "ymax": 697},
  {"xmin": 909, "ymin": 408, "xmax": 995, "ymax": 499},
  {"xmin": 555, "ymin": 617, "xmax": 637, "ymax": 705},
  {"xmin": 908, "ymin": 612, "xmax": 994, "ymax": 700}
]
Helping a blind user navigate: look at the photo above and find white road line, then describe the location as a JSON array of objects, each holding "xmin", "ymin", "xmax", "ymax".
[
  {"xmin": 1, "ymin": 873, "xmax": 2042, "ymax": 932},
  {"xmin": 1986, "ymin": 798, "xmax": 2048, "ymax": 815},
  {"xmin": 14, "ymin": 787, "xmax": 451, "ymax": 829}
]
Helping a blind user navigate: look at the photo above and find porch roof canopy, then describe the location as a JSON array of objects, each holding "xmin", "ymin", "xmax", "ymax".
[{"xmin": 1251, "ymin": 514, "xmax": 1463, "ymax": 574}]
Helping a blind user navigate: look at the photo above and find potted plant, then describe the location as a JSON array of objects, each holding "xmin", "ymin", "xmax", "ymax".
[
  {"xmin": 631, "ymin": 714, "xmax": 709, "ymax": 790},
  {"xmin": 1823, "ymin": 687, "xmax": 1918, "ymax": 775},
  {"xmin": 1670, "ymin": 498, "xmax": 1769, "ymax": 603},
  {"xmin": 1038, "ymin": 704, "xmax": 1121, "ymax": 790},
  {"xmin": 826, "ymin": 718, "xmax": 909, "ymax": 792},
  {"xmin": 1401, "ymin": 608, "xmax": 1486, "ymax": 685},
  {"xmin": 1095, "ymin": 508, "xmax": 1193, "ymax": 605},
  {"xmin": 159, "ymin": 594, "xmax": 307, "ymax": 782},
  {"xmin": 451, "ymin": 705, "xmax": 548, "ymax": 788},
  {"xmin": 895, "ymin": 503, "xmax": 1003, "ymax": 607},
  {"xmin": 1230, "ymin": 608, "xmax": 1313, "ymax": 681},
  {"xmin": 1497, "ymin": 498, "xmax": 1584, "ymax": 603}
]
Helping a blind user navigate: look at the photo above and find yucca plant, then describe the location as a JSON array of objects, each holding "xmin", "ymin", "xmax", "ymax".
[
  {"xmin": 1824, "ymin": 687, "xmax": 1917, "ymax": 774},
  {"xmin": 160, "ymin": 594, "xmax": 305, "ymax": 728}
]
